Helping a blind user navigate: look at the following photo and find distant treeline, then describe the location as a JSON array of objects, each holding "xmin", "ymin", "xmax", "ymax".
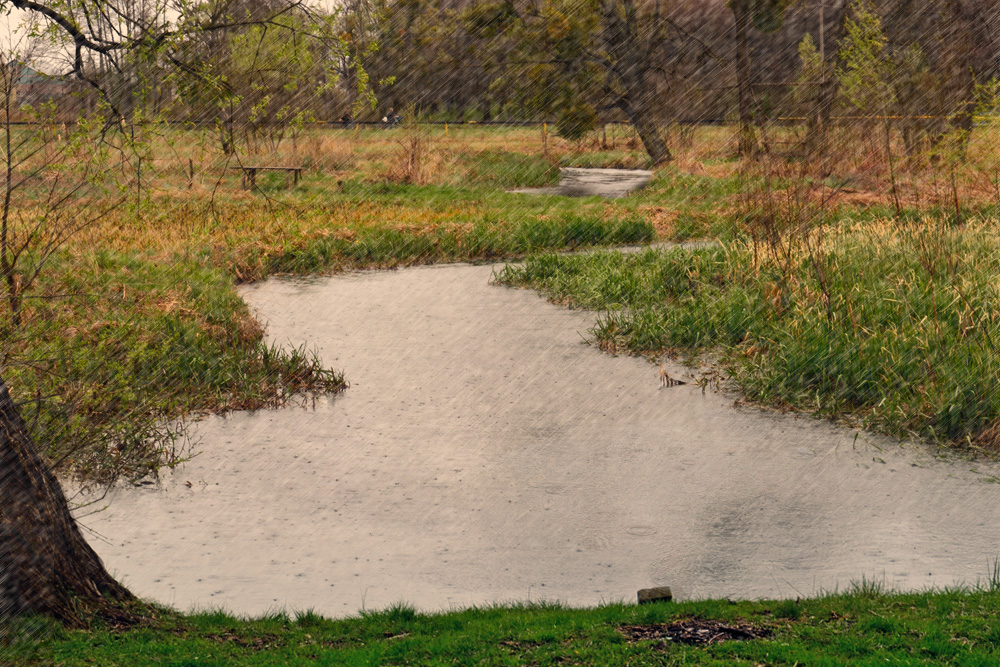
[
  {"xmin": 354, "ymin": 0, "xmax": 999, "ymax": 125},
  {"xmin": 18, "ymin": 0, "xmax": 995, "ymax": 160}
]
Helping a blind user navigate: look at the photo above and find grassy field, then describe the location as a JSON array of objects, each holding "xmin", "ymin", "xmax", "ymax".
[
  {"xmin": 11, "ymin": 584, "xmax": 1000, "ymax": 666},
  {"xmin": 6, "ymin": 124, "xmax": 672, "ymax": 483},
  {"xmin": 488, "ymin": 125, "xmax": 1000, "ymax": 450},
  {"xmin": 5, "ymin": 122, "xmax": 1000, "ymax": 663},
  {"xmin": 494, "ymin": 216, "xmax": 1000, "ymax": 447},
  {"xmin": 6, "ymin": 120, "xmax": 1000, "ymax": 479}
]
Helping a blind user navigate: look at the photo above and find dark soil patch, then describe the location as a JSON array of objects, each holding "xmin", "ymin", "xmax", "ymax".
[
  {"xmin": 204, "ymin": 630, "xmax": 283, "ymax": 651},
  {"xmin": 319, "ymin": 637, "xmax": 366, "ymax": 650},
  {"xmin": 620, "ymin": 618, "xmax": 772, "ymax": 647},
  {"xmin": 499, "ymin": 638, "xmax": 546, "ymax": 652}
]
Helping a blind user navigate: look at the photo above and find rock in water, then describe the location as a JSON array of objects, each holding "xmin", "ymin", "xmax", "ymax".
[{"xmin": 637, "ymin": 586, "xmax": 673, "ymax": 604}]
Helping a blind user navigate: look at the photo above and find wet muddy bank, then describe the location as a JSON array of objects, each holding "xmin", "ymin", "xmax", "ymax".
[{"xmin": 76, "ymin": 261, "xmax": 1000, "ymax": 617}]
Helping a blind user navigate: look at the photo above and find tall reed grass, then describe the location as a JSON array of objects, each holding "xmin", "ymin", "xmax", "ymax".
[{"xmin": 496, "ymin": 215, "xmax": 1000, "ymax": 447}]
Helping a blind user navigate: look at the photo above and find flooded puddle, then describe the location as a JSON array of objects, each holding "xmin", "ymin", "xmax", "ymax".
[
  {"xmin": 511, "ymin": 167, "xmax": 653, "ymax": 198},
  {"xmin": 76, "ymin": 261, "xmax": 1000, "ymax": 617}
]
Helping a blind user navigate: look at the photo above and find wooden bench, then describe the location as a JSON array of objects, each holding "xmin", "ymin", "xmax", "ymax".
[{"xmin": 231, "ymin": 165, "xmax": 304, "ymax": 190}]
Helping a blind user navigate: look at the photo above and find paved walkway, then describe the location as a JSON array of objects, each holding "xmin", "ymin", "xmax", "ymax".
[{"xmin": 510, "ymin": 167, "xmax": 653, "ymax": 198}]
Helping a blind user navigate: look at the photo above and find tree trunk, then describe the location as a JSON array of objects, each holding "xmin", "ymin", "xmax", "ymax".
[
  {"xmin": 733, "ymin": 1, "xmax": 756, "ymax": 158},
  {"xmin": 479, "ymin": 97, "xmax": 493, "ymax": 123},
  {"xmin": 623, "ymin": 103, "xmax": 671, "ymax": 165},
  {"xmin": 599, "ymin": 0, "xmax": 672, "ymax": 165},
  {"xmin": 806, "ymin": 1, "xmax": 849, "ymax": 159},
  {"xmin": 0, "ymin": 374, "xmax": 133, "ymax": 625},
  {"xmin": 943, "ymin": 0, "xmax": 976, "ymax": 153}
]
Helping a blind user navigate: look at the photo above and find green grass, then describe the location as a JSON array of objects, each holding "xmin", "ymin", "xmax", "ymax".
[
  {"xmin": 494, "ymin": 218, "xmax": 1000, "ymax": 446},
  {"xmin": 558, "ymin": 149, "xmax": 653, "ymax": 169},
  {"xmin": 228, "ymin": 161, "xmax": 741, "ymax": 250},
  {"xmin": 211, "ymin": 209, "xmax": 654, "ymax": 280},
  {"xmin": 12, "ymin": 587, "xmax": 1000, "ymax": 665},
  {"xmin": 630, "ymin": 168, "xmax": 743, "ymax": 242},
  {"xmin": 8, "ymin": 250, "xmax": 344, "ymax": 484},
  {"xmin": 457, "ymin": 150, "xmax": 561, "ymax": 188}
]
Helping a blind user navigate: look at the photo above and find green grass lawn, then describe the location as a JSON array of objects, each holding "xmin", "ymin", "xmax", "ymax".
[{"xmin": 10, "ymin": 585, "xmax": 1000, "ymax": 666}]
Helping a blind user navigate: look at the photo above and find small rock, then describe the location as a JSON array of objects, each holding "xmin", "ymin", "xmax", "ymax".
[{"xmin": 637, "ymin": 586, "xmax": 673, "ymax": 604}]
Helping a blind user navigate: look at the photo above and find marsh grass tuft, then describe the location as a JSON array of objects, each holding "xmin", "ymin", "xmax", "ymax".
[
  {"xmin": 496, "ymin": 216, "xmax": 1000, "ymax": 447},
  {"xmin": 11, "ymin": 253, "xmax": 343, "ymax": 482},
  {"xmin": 8, "ymin": 251, "xmax": 345, "ymax": 484}
]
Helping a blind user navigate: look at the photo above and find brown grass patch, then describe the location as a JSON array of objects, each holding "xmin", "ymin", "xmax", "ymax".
[
  {"xmin": 973, "ymin": 420, "xmax": 1000, "ymax": 452},
  {"xmin": 620, "ymin": 618, "xmax": 772, "ymax": 647},
  {"xmin": 638, "ymin": 205, "xmax": 679, "ymax": 239},
  {"xmin": 204, "ymin": 631, "xmax": 284, "ymax": 651}
]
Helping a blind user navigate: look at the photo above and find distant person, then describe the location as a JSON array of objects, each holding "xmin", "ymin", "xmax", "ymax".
[
  {"xmin": 383, "ymin": 108, "xmax": 401, "ymax": 127},
  {"xmin": 340, "ymin": 113, "xmax": 352, "ymax": 126}
]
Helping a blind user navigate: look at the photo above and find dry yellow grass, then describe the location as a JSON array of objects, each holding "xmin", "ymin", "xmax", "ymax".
[{"xmin": 10, "ymin": 121, "xmax": 1000, "ymax": 269}]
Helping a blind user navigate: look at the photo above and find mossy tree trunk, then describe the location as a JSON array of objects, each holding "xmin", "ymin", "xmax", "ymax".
[
  {"xmin": 942, "ymin": 0, "xmax": 976, "ymax": 148},
  {"xmin": 0, "ymin": 375, "xmax": 133, "ymax": 626},
  {"xmin": 733, "ymin": 1, "xmax": 757, "ymax": 158},
  {"xmin": 622, "ymin": 106, "xmax": 671, "ymax": 165},
  {"xmin": 599, "ymin": 0, "xmax": 672, "ymax": 165},
  {"xmin": 806, "ymin": 2, "xmax": 850, "ymax": 158}
]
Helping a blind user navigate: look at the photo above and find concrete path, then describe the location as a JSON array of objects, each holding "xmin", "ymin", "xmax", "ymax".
[
  {"xmin": 75, "ymin": 261, "xmax": 1000, "ymax": 617},
  {"xmin": 511, "ymin": 167, "xmax": 653, "ymax": 198}
]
